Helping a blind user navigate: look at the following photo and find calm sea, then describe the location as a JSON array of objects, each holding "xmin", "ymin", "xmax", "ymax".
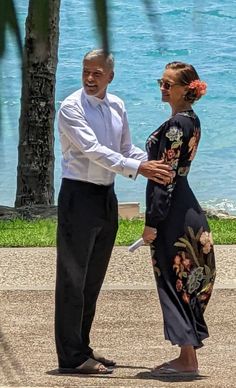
[{"xmin": 1, "ymin": 0, "xmax": 236, "ymax": 214}]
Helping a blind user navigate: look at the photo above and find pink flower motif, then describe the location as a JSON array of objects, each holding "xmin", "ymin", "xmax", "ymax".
[
  {"xmin": 203, "ymin": 242, "xmax": 211, "ymax": 254},
  {"xmin": 182, "ymin": 257, "xmax": 192, "ymax": 271},
  {"xmin": 174, "ymin": 255, "xmax": 181, "ymax": 265},
  {"xmin": 200, "ymin": 231, "xmax": 213, "ymax": 245},
  {"xmin": 166, "ymin": 149, "xmax": 176, "ymax": 160},
  {"xmin": 188, "ymin": 80, "xmax": 207, "ymax": 98}
]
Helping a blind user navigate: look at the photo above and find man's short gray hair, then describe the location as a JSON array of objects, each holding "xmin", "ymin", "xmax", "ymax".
[{"xmin": 83, "ymin": 49, "xmax": 114, "ymax": 70}]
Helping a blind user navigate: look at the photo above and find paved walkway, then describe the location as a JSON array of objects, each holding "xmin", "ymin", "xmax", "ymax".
[{"xmin": 0, "ymin": 246, "xmax": 236, "ymax": 387}]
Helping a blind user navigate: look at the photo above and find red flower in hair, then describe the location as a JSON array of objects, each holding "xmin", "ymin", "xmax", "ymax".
[{"xmin": 188, "ymin": 80, "xmax": 207, "ymax": 98}]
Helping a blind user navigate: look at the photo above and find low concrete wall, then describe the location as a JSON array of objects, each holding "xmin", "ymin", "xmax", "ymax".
[
  {"xmin": 118, "ymin": 202, "xmax": 140, "ymax": 219},
  {"xmin": 0, "ymin": 204, "xmax": 235, "ymax": 220}
]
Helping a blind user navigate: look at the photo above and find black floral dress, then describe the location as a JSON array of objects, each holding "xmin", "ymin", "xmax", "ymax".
[{"xmin": 145, "ymin": 110, "xmax": 216, "ymax": 348}]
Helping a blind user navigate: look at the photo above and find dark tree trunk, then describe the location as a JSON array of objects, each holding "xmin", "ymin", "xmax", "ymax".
[{"xmin": 15, "ymin": 0, "xmax": 60, "ymax": 207}]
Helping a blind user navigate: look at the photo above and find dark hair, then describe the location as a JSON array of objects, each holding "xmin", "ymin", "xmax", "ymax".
[{"xmin": 165, "ymin": 61, "xmax": 202, "ymax": 103}]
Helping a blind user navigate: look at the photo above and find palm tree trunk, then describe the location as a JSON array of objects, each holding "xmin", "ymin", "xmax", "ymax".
[{"xmin": 15, "ymin": 0, "xmax": 60, "ymax": 207}]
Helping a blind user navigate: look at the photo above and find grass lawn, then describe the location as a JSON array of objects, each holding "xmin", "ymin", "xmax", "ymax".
[{"xmin": 0, "ymin": 218, "xmax": 235, "ymax": 247}]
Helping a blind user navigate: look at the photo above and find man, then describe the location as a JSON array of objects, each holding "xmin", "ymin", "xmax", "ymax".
[{"xmin": 55, "ymin": 49, "xmax": 172, "ymax": 374}]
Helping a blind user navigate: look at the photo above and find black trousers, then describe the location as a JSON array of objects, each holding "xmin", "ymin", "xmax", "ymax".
[{"xmin": 55, "ymin": 178, "xmax": 118, "ymax": 368}]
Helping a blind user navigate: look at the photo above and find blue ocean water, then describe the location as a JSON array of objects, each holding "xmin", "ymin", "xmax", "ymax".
[{"xmin": 0, "ymin": 0, "xmax": 236, "ymax": 214}]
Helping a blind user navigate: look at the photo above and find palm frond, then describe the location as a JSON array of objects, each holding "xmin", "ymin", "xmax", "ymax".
[
  {"xmin": 93, "ymin": 0, "xmax": 109, "ymax": 55},
  {"xmin": 0, "ymin": 0, "xmax": 22, "ymax": 56}
]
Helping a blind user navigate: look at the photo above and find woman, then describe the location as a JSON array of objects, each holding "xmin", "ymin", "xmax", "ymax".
[{"xmin": 142, "ymin": 62, "xmax": 216, "ymax": 377}]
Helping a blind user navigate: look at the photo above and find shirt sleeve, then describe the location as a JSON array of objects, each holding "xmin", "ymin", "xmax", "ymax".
[
  {"xmin": 58, "ymin": 103, "xmax": 143, "ymax": 180},
  {"xmin": 145, "ymin": 119, "xmax": 195, "ymax": 227}
]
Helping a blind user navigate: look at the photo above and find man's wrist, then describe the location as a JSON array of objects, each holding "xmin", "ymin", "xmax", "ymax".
[{"xmin": 123, "ymin": 158, "xmax": 141, "ymax": 180}]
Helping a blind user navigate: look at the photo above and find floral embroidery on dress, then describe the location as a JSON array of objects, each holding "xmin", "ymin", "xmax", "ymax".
[
  {"xmin": 147, "ymin": 134, "xmax": 159, "ymax": 147},
  {"xmin": 199, "ymin": 231, "xmax": 213, "ymax": 254},
  {"xmin": 160, "ymin": 126, "xmax": 184, "ymax": 183},
  {"xmin": 146, "ymin": 126, "xmax": 164, "ymax": 149},
  {"xmin": 166, "ymin": 126, "xmax": 183, "ymax": 142},
  {"xmin": 178, "ymin": 166, "xmax": 190, "ymax": 176},
  {"xmin": 173, "ymin": 227, "xmax": 216, "ymax": 310},
  {"xmin": 188, "ymin": 128, "xmax": 200, "ymax": 161}
]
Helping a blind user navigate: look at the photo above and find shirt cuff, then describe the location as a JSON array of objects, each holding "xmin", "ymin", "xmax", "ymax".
[{"xmin": 122, "ymin": 158, "xmax": 141, "ymax": 180}]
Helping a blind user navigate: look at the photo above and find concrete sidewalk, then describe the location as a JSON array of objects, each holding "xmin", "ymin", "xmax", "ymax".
[{"xmin": 0, "ymin": 246, "xmax": 236, "ymax": 387}]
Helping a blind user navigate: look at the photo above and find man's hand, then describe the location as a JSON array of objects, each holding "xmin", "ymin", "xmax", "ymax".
[
  {"xmin": 142, "ymin": 226, "xmax": 157, "ymax": 244},
  {"xmin": 138, "ymin": 160, "xmax": 173, "ymax": 184}
]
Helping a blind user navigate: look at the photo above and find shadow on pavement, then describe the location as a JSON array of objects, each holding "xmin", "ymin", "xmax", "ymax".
[{"xmin": 136, "ymin": 370, "xmax": 208, "ymax": 382}]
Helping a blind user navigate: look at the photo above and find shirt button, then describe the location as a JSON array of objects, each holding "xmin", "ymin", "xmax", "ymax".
[{"xmin": 129, "ymin": 174, "xmax": 133, "ymax": 178}]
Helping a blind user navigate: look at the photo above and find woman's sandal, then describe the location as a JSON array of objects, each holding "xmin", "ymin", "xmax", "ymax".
[
  {"xmin": 59, "ymin": 357, "xmax": 113, "ymax": 374},
  {"xmin": 151, "ymin": 362, "xmax": 199, "ymax": 377}
]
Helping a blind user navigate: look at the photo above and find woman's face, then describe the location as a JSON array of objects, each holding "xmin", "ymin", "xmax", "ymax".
[{"xmin": 159, "ymin": 68, "xmax": 188, "ymax": 106}]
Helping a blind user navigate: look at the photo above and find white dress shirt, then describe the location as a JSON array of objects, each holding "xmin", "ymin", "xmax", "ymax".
[{"xmin": 58, "ymin": 88, "xmax": 147, "ymax": 185}]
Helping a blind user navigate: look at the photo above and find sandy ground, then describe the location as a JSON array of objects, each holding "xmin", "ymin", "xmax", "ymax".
[{"xmin": 0, "ymin": 245, "xmax": 235, "ymax": 387}]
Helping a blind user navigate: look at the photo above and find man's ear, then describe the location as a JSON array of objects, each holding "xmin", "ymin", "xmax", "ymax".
[{"xmin": 108, "ymin": 71, "xmax": 114, "ymax": 83}]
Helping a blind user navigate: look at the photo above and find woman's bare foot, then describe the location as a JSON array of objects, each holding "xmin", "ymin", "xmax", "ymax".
[
  {"xmin": 152, "ymin": 346, "xmax": 198, "ymax": 373},
  {"xmin": 167, "ymin": 357, "xmax": 198, "ymax": 372}
]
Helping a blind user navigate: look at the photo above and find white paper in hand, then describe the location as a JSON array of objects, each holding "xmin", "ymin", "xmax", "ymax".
[{"xmin": 128, "ymin": 237, "xmax": 144, "ymax": 252}]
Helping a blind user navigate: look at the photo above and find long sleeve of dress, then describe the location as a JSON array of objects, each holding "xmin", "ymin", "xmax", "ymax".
[{"xmin": 145, "ymin": 116, "xmax": 200, "ymax": 227}]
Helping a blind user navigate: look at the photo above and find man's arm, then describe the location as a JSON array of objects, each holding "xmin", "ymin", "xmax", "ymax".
[
  {"xmin": 120, "ymin": 108, "xmax": 173, "ymax": 184},
  {"xmin": 59, "ymin": 103, "xmax": 173, "ymax": 183},
  {"xmin": 59, "ymin": 104, "xmax": 141, "ymax": 179}
]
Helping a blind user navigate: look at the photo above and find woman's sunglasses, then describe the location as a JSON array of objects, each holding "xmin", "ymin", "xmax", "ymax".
[{"xmin": 157, "ymin": 79, "xmax": 180, "ymax": 90}]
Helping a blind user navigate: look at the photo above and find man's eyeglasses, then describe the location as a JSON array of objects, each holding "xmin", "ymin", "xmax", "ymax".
[{"xmin": 157, "ymin": 79, "xmax": 180, "ymax": 90}]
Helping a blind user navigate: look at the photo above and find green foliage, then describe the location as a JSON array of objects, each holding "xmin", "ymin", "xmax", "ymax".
[
  {"xmin": 0, "ymin": 218, "xmax": 235, "ymax": 247},
  {"xmin": 0, "ymin": 219, "xmax": 57, "ymax": 247},
  {"xmin": 208, "ymin": 219, "xmax": 236, "ymax": 245},
  {"xmin": 116, "ymin": 219, "xmax": 144, "ymax": 245}
]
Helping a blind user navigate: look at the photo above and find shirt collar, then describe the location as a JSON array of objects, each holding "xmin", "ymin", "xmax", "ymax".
[{"xmin": 82, "ymin": 89, "xmax": 109, "ymax": 108}]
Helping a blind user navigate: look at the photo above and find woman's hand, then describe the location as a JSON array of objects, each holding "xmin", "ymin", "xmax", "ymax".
[{"xmin": 142, "ymin": 226, "xmax": 157, "ymax": 244}]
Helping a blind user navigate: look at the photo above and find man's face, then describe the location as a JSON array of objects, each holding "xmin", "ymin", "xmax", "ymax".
[{"xmin": 82, "ymin": 58, "xmax": 114, "ymax": 99}]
